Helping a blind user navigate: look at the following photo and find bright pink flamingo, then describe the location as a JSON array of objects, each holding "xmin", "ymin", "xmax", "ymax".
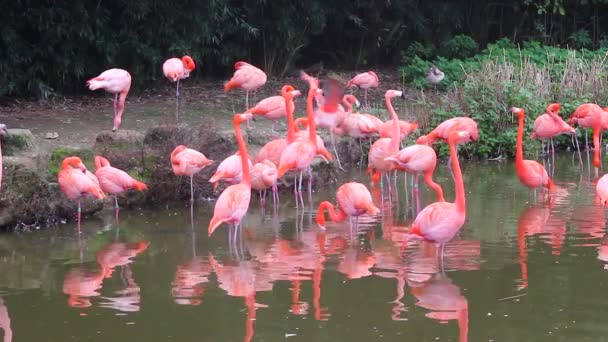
[
  {"xmin": 385, "ymin": 144, "xmax": 445, "ymax": 202},
  {"xmin": 208, "ymin": 113, "xmax": 253, "ymax": 240},
  {"xmin": 163, "ymin": 55, "xmax": 196, "ymax": 120},
  {"xmin": 511, "ymin": 108, "xmax": 554, "ymax": 193},
  {"xmin": 407, "ymin": 131, "xmax": 472, "ymax": 263},
  {"xmin": 367, "ymin": 90, "xmax": 403, "ymax": 188},
  {"xmin": 570, "ymin": 103, "xmax": 605, "ymax": 170},
  {"xmin": 316, "ymin": 182, "xmax": 380, "ymax": 229},
  {"xmin": 531, "ymin": 103, "xmax": 578, "ymax": 161},
  {"xmin": 63, "ymin": 266, "xmax": 105, "ymax": 308},
  {"xmin": 246, "ymin": 88, "xmax": 301, "ymax": 133},
  {"xmin": 250, "ymin": 159, "xmax": 278, "ymax": 206},
  {"xmin": 379, "ymin": 119, "xmax": 418, "ymax": 141},
  {"xmin": 94, "ymin": 156, "xmax": 148, "ymax": 211},
  {"xmin": 170, "ymin": 145, "xmax": 213, "ymax": 202},
  {"xmin": 346, "ymin": 71, "xmax": 379, "ymax": 107},
  {"xmin": 58, "ymin": 157, "xmax": 106, "ymax": 232},
  {"xmin": 86, "ymin": 69, "xmax": 132, "ymax": 131},
  {"xmin": 334, "ymin": 106, "xmax": 380, "ymax": 153},
  {"xmin": 224, "ymin": 61, "xmax": 267, "ymax": 111},
  {"xmin": 209, "ymin": 152, "xmax": 252, "ymax": 191},
  {"xmin": 416, "ymin": 117, "xmax": 479, "ymax": 146}
]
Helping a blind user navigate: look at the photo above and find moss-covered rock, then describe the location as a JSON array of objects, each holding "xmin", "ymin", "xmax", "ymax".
[
  {"xmin": 47, "ymin": 147, "xmax": 95, "ymax": 181},
  {"xmin": 93, "ymin": 130, "xmax": 145, "ymax": 169},
  {"xmin": 2, "ymin": 129, "xmax": 37, "ymax": 157}
]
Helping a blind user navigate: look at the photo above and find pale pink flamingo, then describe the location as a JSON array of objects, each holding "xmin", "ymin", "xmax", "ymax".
[
  {"xmin": 172, "ymin": 257, "xmax": 210, "ymax": 306},
  {"xmin": 597, "ymin": 173, "xmax": 608, "ymax": 206},
  {"xmin": 531, "ymin": 103, "xmax": 578, "ymax": 164},
  {"xmin": 94, "ymin": 156, "xmax": 148, "ymax": 211},
  {"xmin": 224, "ymin": 61, "xmax": 267, "ymax": 111},
  {"xmin": 570, "ymin": 103, "xmax": 605, "ymax": 171},
  {"xmin": 86, "ymin": 69, "xmax": 132, "ymax": 131},
  {"xmin": 316, "ymin": 182, "xmax": 380, "ymax": 229},
  {"xmin": 170, "ymin": 145, "xmax": 213, "ymax": 203},
  {"xmin": 208, "ymin": 113, "xmax": 253, "ymax": 241},
  {"xmin": 250, "ymin": 159, "xmax": 278, "ymax": 206},
  {"xmin": 346, "ymin": 71, "xmax": 379, "ymax": 107},
  {"xmin": 378, "ymin": 119, "xmax": 417, "ymax": 141},
  {"xmin": 163, "ymin": 55, "xmax": 196, "ymax": 121},
  {"xmin": 209, "ymin": 152, "xmax": 252, "ymax": 191},
  {"xmin": 511, "ymin": 108, "xmax": 554, "ymax": 193},
  {"xmin": 334, "ymin": 107, "xmax": 380, "ymax": 154},
  {"xmin": 407, "ymin": 131, "xmax": 472, "ymax": 264},
  {"xmin": 58, "ymin": 156, "xmax": 106, "ymax": 232},
  {"xmin": 245, "ymin": 88, "xmax": 301, "ymax": 133},
  {"xmin": 385, "ymin": 144, "xmax": 445, "ymax": 202},
  {"xmin": 367, "ymin": 90, "xmax": 403, "ymax": 188}
]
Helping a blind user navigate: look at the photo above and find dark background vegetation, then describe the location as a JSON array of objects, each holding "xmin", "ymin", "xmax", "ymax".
[{"xmin": 2, "ymin": 0, "xmax": 608, "ymax": 98}]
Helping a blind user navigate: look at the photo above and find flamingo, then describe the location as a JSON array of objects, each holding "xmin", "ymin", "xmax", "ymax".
[
  {"xmin": 163, "ymin": 55, "xmax": 196, "ymax": 121},
  {"xmin": 58, "ymin": 156, "xmax": 106, "ymax": 232},
  {"xmin": 531, "ymin": 103, "xmax": 577, "ymax": 162},
  {"xmin": 511, "ymin": 107, "xmax": 554, "ymax": 192},
  {"xmin": 425, "ymin": 65, "xmax": 445, "ymax": 85},
  {"xmin": 62, "ymin": 266, "xmax": 105, "ymax": 308},
  {"xmin": 316, "ymin": 182, "xmax": 379, "ymax": 230},
  {"xmin": 0, "ymin": 296, "xmax": 12, "ymax": 342},
  {"xmin": 86, "ymin": 69, "xmax": 132, "ymax": 131},
  {"xmin": 245, "ymin": 88, "xmax": 301, "ymax": 133},
  {"xmin": 378, "ymin": 119, "xmax": 418, "ymax": 141},
  {"xmin": 208, "ymin": 152, "xmax": 252, "ymax": 191},
  {"xmin": 250, "ymin": 159, "xmax": 279, "ymax": 206},
  {"xmin": 170, "ymin": 145, "xmax": 213, "ymax": 203},
  {"xmin": 407, "ymin": 131, "xmax": 472, "ymax": 263},
  {"xmin": 570, "ymin": 103, "xmax": 605, "ymax": 171},
  {"xmin": 224, "ymin": 61, "xmax": 267, "ymax": 111},
  {"xmin": 346, "ymin": 71, "xmax": 379, "ymax": 108},
  {"xmin": 277, "ymin": 74, "xmax": 335, "ymax": 198},
  {"xmin": 94, "ymin": 156, "xmax": 148, "ymax": 215},
  {"xmin": 208, "ymin": 113, "xmax": 253, "ymax": 241},
  {"xmin": 385, "ymin": 144, "xmax": 445, "ymax": 202},
  {"xmin": 416, "ymin": 117, "xmax": 479, "ymax": 146},
  {"xmin": 367, "ymin": 90, "xmax": 404, "ymax": 188},
  {"xmin": 0, "ymin": 124, "xmax": 8, "ymax": 190},
  {"xmin": 334, "ymin": 98, "xmax": 380, "ymax": 154},
  {"xmin": 596, "ymin": 174, "xmax": 608, "ymax": 206}
]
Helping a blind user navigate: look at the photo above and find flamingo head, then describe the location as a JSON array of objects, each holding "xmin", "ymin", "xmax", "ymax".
[
  {"xmin": 385, "ymin": 90, "xmax": 405, "ymax": 100},
  {"xmin": 234, "ymin": 113, "xmax": 253, "ymax": 125},
  {"xmin": 62, "ymin": 156, "xmax": 87, "ymax": 172},
  {"xmin": 510, "ymin": 107, "xmax": 525, "ymax": 118},
  {"xmin": 281, "ymin": 85, "xmax": 301, "ymax": 99},
  {"xmin": 448, "ymin": 130, "xmax": 473, "ymax": 144},
  {"xmin": 343, "ymin": 95, "xmax": 360, "ymax": 109},
  {"xmin": 171, "ymin": 145, "xmax": 188, "ymax": 162},
  {"xmin": 181, "ymin": 56, "xmax": 196, "ymax": 72},
  {"xmin": 546, "ymin": 103, "xmax": 560, "ymax": 116}
]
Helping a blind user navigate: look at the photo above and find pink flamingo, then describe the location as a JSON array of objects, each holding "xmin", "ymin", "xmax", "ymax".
[
  {"xmin": 385, "ymin": 144, "xmax": 445, "ymax": 202},
  {"xmin": 367, "ymin": 90, "xmax": 404, "ymax": 188},
  {"xmin": 170, "ymin": 145, "xmax": 214, "ymax": 203},
  {"xmin": 245, "ymin": 88, "xmax": 301, "ymax": 133},
  {"xmin": 163, "ymin": 55, "xmax": 196, "ymax": 120},
  {"xmin": 378, "ymin": 119, "xmax": 418, "ymax": 141},
  {"xmin": 224, "ymin": 61, "xmax": 267, "ymax": 111},
  {"xmin": 94, "ymin": 156, "xmax": 148, "ymax": 211},
  {"xmin": 316, "ymin": 182, "xmax": 380, "ymax": 229},
  {"xmin": 531, "ymin": 103, "xmax": 578, "ymax": 161},
  {"xmin": 570, "ymin": 103, "xmax": 605, "ymax": 170},
  {"xmin": 86, "ymin": 69, "xmax": 132, "ymax": 131},
  {"xmin": 209, "ymin": 152, "xmax": 252, "ymax": 191},
  {"xmin": 417, "ymin": 117, "xmax": 479, "ymax": 146},
  {"xmin": 597, "ymin": 174, "xmax": 608, "ymax": 206},
  {"xmin": 58, "ymin": 156, "xmax": 106, "ymax": 232},
  {"xmin": 346, "ymin": 71, "xmax": 379, "ymax": 108},
  {"xmin": 250, "ymin": 159, "xmax": 278, "ymax": 206},
  {"xmin": 208, "ymin": 113, "xmax": 253, "ymax": 241},
  {"xmin": 407, "ymin": 131, "xmax": 472, "ymax": 264},
  {"xmin": 0, "ymin": 296, "xmax": 12, "ymax": 342},
  {"xmin": 511, "ymin": 108, "xmax": 554, "ymax": 193},
  {"xmin": 334, "ymin": 103, "xmax": 380, "ymax": 153}
]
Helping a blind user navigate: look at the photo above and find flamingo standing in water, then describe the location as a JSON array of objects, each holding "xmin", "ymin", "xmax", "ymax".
[
  {"xmin": 367, "ymin": 90, "xmax": 404, "ymax": 189},
  {"xmin": 86, "ymin": 69, "xmax": 132, "ymax": 131},
  {"xmin": 511, "ymin": 108, "xmax": 554, "ymax": 193},
  {"xmin": 570, "ymin": 103, "xmax": 605, "ymax": 171},
  {"xmin": 170, "ymin": 145, "xmax": 214, "ymax": 203},
  {"xmin": 163, "ymin": 56, "xmax": 196, "ymax": 121},
  {"xmin": 94, "ymin": 156, "xmax": 148, "ymax": 214},
  {"xmin": 208, "ymin": 152, "xmax": 252, "ymax": 191},
  {"xmin": 531, "ymin": 103, "xmax": 579, "ymax": 165},
  {"xmin": 245, "ymin": 88, "xmax": 301, "ymax": 133},
  {"xmin": 346, "ymin": 71, "xmax": 379, "ymax": 108},
  {"xmin": 58, "ymin": 157, "xmax": 106, "ymax": 233},
  {"xmin": 407, "ymin": 131, "xmax": 472, "ymax": 264},
  {"xmin": 208, "ymin": 113, "xmax": 253, "ymax": 242},
  {"xmin": 224, "ymin": 61, "xmax": 267, "ymax": 111},
  {"xmin": 316, "ymin": 182, "xmax": 380, "ymax": 230},
  {"xmin": 596, "ymin": 174, "xmax": 608, "ymax": 206},
  {"xmin": 250, "ymin": 159, "xmax": 278, "ymax": 207}
]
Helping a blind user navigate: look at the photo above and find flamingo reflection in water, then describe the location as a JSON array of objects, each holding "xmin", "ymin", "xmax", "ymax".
[{"xmin": 0, "ymin": 296, "xmax": 13, "ymax": 342}]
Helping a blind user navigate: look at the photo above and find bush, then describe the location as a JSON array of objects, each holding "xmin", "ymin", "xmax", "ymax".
[{"xmin": 441, "ymin": 35, "xmax": 478, "ymax": 59}]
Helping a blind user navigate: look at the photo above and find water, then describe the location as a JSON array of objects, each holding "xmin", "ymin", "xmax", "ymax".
[{"xmin": 1, "ymin": 152, "xmax": 607, "ymax": 341}]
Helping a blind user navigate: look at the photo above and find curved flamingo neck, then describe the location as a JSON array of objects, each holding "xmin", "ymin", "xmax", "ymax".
[
  {"xmin": 307, "ymin": 87, "xmax": 317, "ymax": 145},
  {"xmin": 516, "ymin": 114, "xmax": 524, "ymax": 169},
  {"xmin": 62, "ymin": 157, "xmax": 81, "ymax": 170},
  {"xmin": 234, "ymin": 118, "xmax": 251, "ymax": 186},
  {"xmin": 423, "ymin": 170, "xmax": 444, "ymax": 202},
  {"xmin": 448, "ymin": 139, "xmax": 466, "ymax": 213},
  {"xmin": 593, "ymin": 125, "xmax": 601, "ymax": 168},
  {"xmin": 285, "ymin": 96, "xmax": 296, "ymax": 143},
  {"xmin": 316, "ymin": 201, "xmax": 347, "ymax": 225},
  {"xmin": 386, "ymin": 95, "xmax": 400, "ymax": 152},
  {"xmin": 342, "ymin": 97, "xmax": 353, "ymax": 113}
]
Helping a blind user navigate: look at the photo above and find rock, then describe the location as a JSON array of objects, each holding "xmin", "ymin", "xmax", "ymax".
[
  {"xmin": 45, "ymin": 132, "xmax": 59, "ymax": 139},
  {"xmin": 3, "ymin": 129, "xmax": 38, "ymax": 157},
  {"xmin": 94, "ymin": 130, "xmax": 145, "ymax": 169},
  {"xmin": 46, "ymin": 147, "xmax": 96, "ymax": 181}
]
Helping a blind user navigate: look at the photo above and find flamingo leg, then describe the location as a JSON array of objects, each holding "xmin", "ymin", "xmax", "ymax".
[
  {"xmin": 114, "ymin": 195, "xmax": 120, "ymax": 223},
  {"xmin": 112, "ymin": 93, "xmax": 118, "ymax": 131},
  {"xmin": 573, "ymin": 133, "xmax": 583, "ymax": 169},
  {"xmin": 77, "ymin": 199, "xmax": 82, "ymax": 235},
  {"xmin": 294, "ymin": 176, "xmax": 299, "ymax": 209},
  {"xmin": 190, "ymin": 175, "xmax": 194, "ymax": 203},
  {"xmin": 330, "ymin": 131, "xmax": 344, "ymax": 170},
  {"xmin": 364, "ymin": 89, "xmax": 368, "ymax": 108},
  {"xmin": 307, "ymin": 167, "xmax": 313, "ymax": 195},
  {"xmin": 175, "ymin": 79, "xmax": 180, "ymax": 123},
  {"xmin": 245, "ymin": 91, "xmax": 251, "ymax": 128}
]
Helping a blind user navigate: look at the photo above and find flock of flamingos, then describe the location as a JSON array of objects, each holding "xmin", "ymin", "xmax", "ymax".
[{"xmin": 51, "ymin": 55, "xmax": 608, "ymax": 265}]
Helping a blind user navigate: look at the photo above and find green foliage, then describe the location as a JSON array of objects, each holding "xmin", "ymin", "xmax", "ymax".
[
  {"xmin": 47, "ymin": 147, "xmax": 95, "ymax": 180},
  {"xmin": 441, "ymin": 35, "xmax": 478, "ymax": 59}
]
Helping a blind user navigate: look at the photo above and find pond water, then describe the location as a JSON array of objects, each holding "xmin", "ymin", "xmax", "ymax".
[{"xmin": 1, "ymin": 151, "xmax": 607, "ymax": 341}]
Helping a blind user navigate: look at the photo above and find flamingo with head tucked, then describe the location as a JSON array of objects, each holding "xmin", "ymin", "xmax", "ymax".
[
  {"xmin": 346, "ymin": 71, "xmax": 379, "ymax": 108},
  {"xmin": 225, "ymin": 61, "xmax": 267, "ymax": 111},
  {"xmin": 94, "ymin": 156, "xmax": 148, "ymax": 215},
  {"xmin": 163, "ymin": 55, "xmax": 196, "ymax": 121},
  {"xmin": 86, "ymin": 69, "xmax": 132, "ymax": 131},
  {"xmin": 531, "ymin": 103, "xmax": 578, "ymax": 164},
  {"xmin": 171, "ymin": 145, "xmax": 213, "ymax": 203},
  {"xmin": 245, "ymin": 88, "xmax": 301, "ymax": 133},
  {"xmin": 570, "ymin": 103, "xmax": 605, "ymax": 172}
]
